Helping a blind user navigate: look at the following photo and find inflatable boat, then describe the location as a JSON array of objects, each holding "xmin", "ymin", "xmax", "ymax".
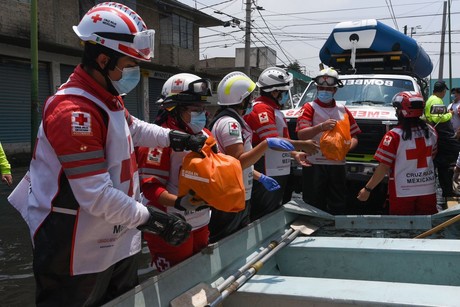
[{"xmin": 320, "ymin": 19, "xmax": 433, "ymax": 78}]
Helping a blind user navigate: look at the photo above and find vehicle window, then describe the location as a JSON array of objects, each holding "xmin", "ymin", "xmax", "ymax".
[{"xmin": 298, "ymin": 78, "xmax": 415, "ymax": 107}]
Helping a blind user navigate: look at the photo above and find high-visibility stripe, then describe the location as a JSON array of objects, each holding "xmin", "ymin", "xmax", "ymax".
[
  {"xmin": 375, "ymin": 152, "xmax": 392, "ymax": 164},
  {"xmin": 58, "ymin": 150, "xmax": 105, "ymax": 163},
  {"xmin": 255, "ymin": 124, "xmax": 276, "ymax": 134},
  {"xmin": 376, "ymin": 148, "xmax": 396, "ymax": 158},
  {"xmin": 224, "ymin": 76, "xmax": 256, "ymax": 95},
  {"xmin": 64, "ymin": 162, "xmax": 107, "ymax": 177},
  {"xmin": 52, "ymin": 207, "xmax": 78, "ymax": 215},
  {"xmin": 138, "ymin": 168, "xmax": 169, "ymax": 177}
]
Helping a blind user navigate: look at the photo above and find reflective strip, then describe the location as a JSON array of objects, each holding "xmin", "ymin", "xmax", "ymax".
[
  {"xmin": 58, "ymin": 150, "xmax": 105, "ymax": 163},
  {"xmin": 259, "ymin": 131, "xmax": 275, "ymax": 138},
  {"xmin": 224, "ymin": 75, "xmax": 256, "ymax": 95},
  {"xmin": 52, "ymin": 207, "xmax": 78, "ymax": 215},
  {"xmin": 375, "ymin": 152, "xmax": 392, "ymax": 164},
  {"xmin": 377, "ymin": 148, "xmax": 396, "ymax": 159},
  {"xmin": 138, "ymin": 168, "xmax": 169, "ymax": 177},
  {"xmin": 64, "ymin": 162, "xmax": 107, "ymax": 176},
  {"xmin": 255, "ymin": 124, "xmax": 276, "ymax": 134}
]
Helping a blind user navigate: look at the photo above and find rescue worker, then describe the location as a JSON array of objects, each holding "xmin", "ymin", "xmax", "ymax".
[
  {"xmin": 136, "ymin": 73, "xmax": 212, "ymax": 272},
  {"xmin": 448, "ymin": 88, "xmax": 460, "ymax": 132},
  {"xmin": 296, "ymin": 68, "xmax": 360, "ymax": 215},
  {"xmin": 208, "ymin": 71, "xmax": 295, "ymax": 242},
  {"xmin": 9, "ymin": 3, "xmax": 204, "ymax": 306},
  {"xmin": 0, "ymin": 142, "xmax": 12, "ymax": 186},
  {"xmin": 244, "ymin": 67, "xmax": 319, "ymax": 221},
  {"xmin": 424, "ymin": 80, "xmax": 460, "ymax": 207},
  {"xmin": 358, "ymin": 91, "xmax": 438, "ymax": 215}
]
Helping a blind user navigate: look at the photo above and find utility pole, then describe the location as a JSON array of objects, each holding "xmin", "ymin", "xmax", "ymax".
[
  {"xmin": 448, "ymin": 0, "xmax": 452, "ymax": 89},
  {"xmin": 31, "ymin": 0, "xmax": 39, "ymax": 154},
  {"xmin": 244, "ymin": 0, "xmax": 251, "ymax": 76},
  {"xmin": 438, "ymin": 1, "xmax": 447, "ymax": 80}
]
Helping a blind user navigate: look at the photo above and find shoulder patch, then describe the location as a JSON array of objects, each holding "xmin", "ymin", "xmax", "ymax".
[
  {"xmin": 147, "ymin": 147, "xmax": 163, "ymax": 165},
  {"xmin": 258, "ymin": 112, "xmax": 269, "ymax": 124},
  {"xmin": 383, "ymin": 135, "xmax": 392, "ymax": 146},
  {"xmin": 228, "ymin": 121, "xmax": 240, "ymax": 136},
  {"xmin": 71, "ymin": 112, "xmax": 92, "ymax": 136}
]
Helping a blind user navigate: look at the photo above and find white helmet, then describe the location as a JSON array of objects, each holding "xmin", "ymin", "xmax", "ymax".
[
  {"xmin": 256, "ymin": 67, "xmax": 293, "ymax": 92},
  {"xmin": 313, "ymin": 67, "xmax": 343, "ymax": 88},
  {"xmin": 73, "ymin": 2, "xmax": 155, "ymax": 62},
  {"xmin": 159, "ymin": 73, "xmax": 212, "ymax": 107},
  {"xmin": 217, "ymin": 72, "xmax": 256, "ymax": 106}
]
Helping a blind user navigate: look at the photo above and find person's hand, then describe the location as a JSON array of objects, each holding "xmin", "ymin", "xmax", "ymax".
[
  {"xmin": 321, "ymin": 119, "xmax": 337, "ymax": 131},
  {"xmin": 169, "ymin": 130, "xmax": 206, "ymax": 153},
  {"xmin": 357, "ymin": 188, "xmax": 371, "ymax": 201},
  {"xmin": 258, "ymin": 174, "xmax": 280, "ymax": 191},
  {"xmin": 137, "ymin": 206, "xmax": 192, "ymax": 246},
  {"xmin": 174, "ymin": 191, "xmax": 209, "ymax": 212},
  {"xmin": 293, "ymin": 151, "xmax": 312, "ymax": 167},
  {"xmin": 1, "ymin": 174, "xmax": 12, "ymax": 186},
  {"xmin": 266, "ymin": 138, "xmax": 295, "ymax": 151},
  {"xmin": 299, "ymin": 140, "xmax": 320, "ymax": 155}
]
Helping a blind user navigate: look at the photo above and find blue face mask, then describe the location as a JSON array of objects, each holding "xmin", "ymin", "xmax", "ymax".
[
  {"xmin": 244, "ymin": 103, "xmax": 253, "ymax": 115},
  {"xmin": 451, "ymin": 94, "xmax": 456, "ymax": 101},
  {"xmin": 279, "ymin": 91, "xmax": 289, "ymax": 105},
  {"xmin": 188, "ymin": 111, "xmax": 207, "ymax": 134},
  {"xmin": 111, "ymin": 66, "xmax": 140, "ymax": 95},
  {"xmin": 317, "ymin": 90, "xmax": 334, "ymax": 103}
]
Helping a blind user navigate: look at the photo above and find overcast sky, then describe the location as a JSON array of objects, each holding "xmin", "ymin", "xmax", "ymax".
[{"xmin": 179, "ymin": 0, "xmax": 458, "ymax": 80}]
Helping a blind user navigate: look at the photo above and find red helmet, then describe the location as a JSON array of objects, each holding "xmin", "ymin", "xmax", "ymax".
[{"xmin": 391, "ymin": 91, "xmax": 425, "ymax": 118}]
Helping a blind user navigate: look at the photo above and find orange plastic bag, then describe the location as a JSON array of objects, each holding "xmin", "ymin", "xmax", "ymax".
[
  {"xmin": 320, "ymin": 114, "xmax": 352, "ymax": 161},
  {"xmin": 178, "ymin": 135, "xmax": 245, "ymax": 212}
]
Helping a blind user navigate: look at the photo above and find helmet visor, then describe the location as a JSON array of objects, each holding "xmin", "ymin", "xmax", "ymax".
[
  {"xmin": 316, "ymin": 76, "xmax": 338, "ymax": 86},
  {"xmin": 186, "ymin": 79, "xmax": 212, "ymax": 96},
  {"xmin": 133, "ymin": 29, "xmax": 155, "ymax": 59}
]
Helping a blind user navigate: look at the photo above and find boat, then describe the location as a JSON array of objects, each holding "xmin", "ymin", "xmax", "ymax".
[
  {"xmin": 319, "ymin": 19, "xmax": 433, "ymax": 78},
  {"xmin": 103, "ymin": 197, "xmax": 460, "ymax": 307}
]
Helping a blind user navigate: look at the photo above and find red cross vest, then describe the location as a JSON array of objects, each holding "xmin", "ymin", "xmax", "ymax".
[
  {"xmin": 11, "ymin": 87, "xmax": 142, "ymax": 275},
  {"xmin": 392, "ymin": 127, "xmax": 437, "ymax": 197}
]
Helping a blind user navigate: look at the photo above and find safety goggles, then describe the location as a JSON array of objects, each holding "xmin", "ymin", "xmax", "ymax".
[
  {"xmin": 184, "ymin": 79, "xmax": 212, "ymax": 96},
  {"xmin": 94, "ymin": 29, "xmax": 155, "ymax": 60},
  {"xmin": 315, "ymin": 75, "xmax": 339, "ymax": 87}
]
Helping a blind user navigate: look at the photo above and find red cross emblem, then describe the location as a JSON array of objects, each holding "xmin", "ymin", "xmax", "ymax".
[
  {"xmin": 231, "ymin": 122, "xmax": 238, "ymax": 129},
  {"xmin": 174, "ymin": 79, "xmax": 183, "ymax": 86},
  {"xmin": 155, "ymin": 256, "xmax": 171, "ymax": 272},
  {"xmin": 91, "ymin": 14, "xmax": 102, "ymax": 23},
  {"xmin": 150, "ymin": 148, "xmax": 160, "ymax": 157},
  {"xmin": 74, "ymin": 113, "xmax": 87, "ymax": 125},
  {"xmin": 406, "ymin": 137, "xmax": 432, "ymax": 168},
  {"xmin": 258, "ymin": 112, "xmax": 269, "ymax": 123}
]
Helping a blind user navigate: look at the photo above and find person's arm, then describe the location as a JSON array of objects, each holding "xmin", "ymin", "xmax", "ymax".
[
  {"xmin": 0, "ymin": 142, "xmax": 12, "ymax": 186},
  {"xmin": 297, "ymin": 119, "xmax": 337, "ymax": 140},
  {"xmin": 356, "ymin": 163, "xmax": 390, "ymax": 201}
]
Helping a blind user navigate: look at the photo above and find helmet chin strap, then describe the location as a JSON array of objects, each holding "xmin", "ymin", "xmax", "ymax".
[{"xmin": 89, "ymin": 53, "xmax": 120, "ymax": 96}]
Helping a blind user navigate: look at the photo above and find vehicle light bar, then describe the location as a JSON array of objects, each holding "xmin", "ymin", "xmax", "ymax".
[{"xmin": 355, "ymin": 57, "xmax": 384, "ymax": 63}]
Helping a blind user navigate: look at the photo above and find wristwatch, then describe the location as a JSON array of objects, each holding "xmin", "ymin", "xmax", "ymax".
[{"xmin": 364, "ymin": 186, "xmax": 373, "ymax": 192}]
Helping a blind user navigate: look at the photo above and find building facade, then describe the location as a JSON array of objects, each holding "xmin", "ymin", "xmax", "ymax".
[{"xmin": 0, "ymin": 0, "xmax": 221, "ymax": 155}]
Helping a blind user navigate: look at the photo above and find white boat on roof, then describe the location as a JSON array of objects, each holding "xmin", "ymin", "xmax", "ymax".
[{"xmin": 104, "ymin": 199, "xmax": 460, "ymax": 307}]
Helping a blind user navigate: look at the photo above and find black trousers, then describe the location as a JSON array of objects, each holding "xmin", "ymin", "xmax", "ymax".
[
  {"xmin": 302, "ymin": 164, "xmax": 347, "ymax": 215},
  {"xmin": 434, "ymin": 153, "xmax": 457, "ymax": 198},
  {"xmin": 34, "ymin": 211, "xmax": 139, "ymax": 307},
  {"xmin": 208, "ymin": 199, "xmax": 251, "ymax": 243},
  {"xmin": 249, "ymin": 174, "xmax": 289, "ymax": 221}
]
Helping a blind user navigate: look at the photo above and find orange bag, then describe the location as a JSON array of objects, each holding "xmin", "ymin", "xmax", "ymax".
[
  {"xmin": 178, "ymin": 135, "xmax": 245, "ymax": 212},
  {"xmin": 320, "ymin": 113, "xmax": 352, "ymax": 161}
]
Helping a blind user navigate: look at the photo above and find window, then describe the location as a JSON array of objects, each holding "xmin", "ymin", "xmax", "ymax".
[{"xmin": 161, "ymin": 14, "xmax": 194, "ymax": 50}]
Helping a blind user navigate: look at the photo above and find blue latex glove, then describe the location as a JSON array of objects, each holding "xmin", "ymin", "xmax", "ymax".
[
  {"xmin": 266, "ymin": 138, "xmax": 294, "ymax": 151},
  {"xmin": 259, "ymin": 174, "xmax": 280, "ymax": 191}
]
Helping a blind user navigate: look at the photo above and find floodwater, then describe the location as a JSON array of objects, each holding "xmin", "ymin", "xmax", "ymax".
[{"xmin": 0, "ymin": 166, "xmax": 156, "ymax": 306}]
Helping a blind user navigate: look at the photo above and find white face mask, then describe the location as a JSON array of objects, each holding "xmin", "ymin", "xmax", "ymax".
[
  {"xmin": 187, "ymin": 111, "xmax": 206, "ymax": 134},
  {"xmin": 110, "ymin": 66, "xmax": 140, "ymax": 95}
]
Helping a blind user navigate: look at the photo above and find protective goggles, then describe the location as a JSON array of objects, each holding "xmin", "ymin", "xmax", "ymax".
[
  {"xmin": 315, "ymin": 75, "xmax": 340, "ymax": 86},
  {"xmin": 94, "ymin": 29, "xmax": 155, "ymax": 60},
  {"xmin": 184, "ymin": 78, "xmax": 212, "ymax": 96}
]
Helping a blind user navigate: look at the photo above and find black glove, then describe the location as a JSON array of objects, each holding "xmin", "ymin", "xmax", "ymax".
[
  {"xmin": 169, "ymin": 130, "xmax": 207, "ymax": 153},
  {"xmin": 174, "ymin": 191, "xmax": 209, "ymax": 212},
  {"xmin": 137, "ymin": 206, "xmax": 191, "ymax": 246}
]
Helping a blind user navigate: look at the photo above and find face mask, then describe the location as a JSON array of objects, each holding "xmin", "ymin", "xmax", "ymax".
[
  {"xmin": 188, "ymin": 111, "xmax": 206, "ymax": 134},
  {"xmin": 279, "ymin": 91, "xmax": 289, "ymax": 105},
  {"xmin": 317, "ymin": 90, "xmax": 334, "ymax": 103},
  {"xmin": 111, "ymin": 66, "xmax": 140, "ymax": 95},
  {"xmin": 244, "ymin": 104, "xmax": 253, "ymax": 116},
  {"xmin": 451, "ymin": 95, "xmax": 456, "ymax": 101}
]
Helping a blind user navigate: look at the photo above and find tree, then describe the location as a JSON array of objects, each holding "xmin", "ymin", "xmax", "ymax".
[{"xmin": 287, "ymin": 60, "xmax": 302, "ymax": 73}]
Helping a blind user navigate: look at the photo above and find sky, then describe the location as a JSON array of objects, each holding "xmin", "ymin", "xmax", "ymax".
[{"xmin": 179, "ymin": 0, "xmax": 459, "ymax": 80}]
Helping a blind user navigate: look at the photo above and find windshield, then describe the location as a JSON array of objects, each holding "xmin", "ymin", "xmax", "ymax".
[{"xmin": 298, "ymin": 78, "xmax": 416, "ymax": 107}]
